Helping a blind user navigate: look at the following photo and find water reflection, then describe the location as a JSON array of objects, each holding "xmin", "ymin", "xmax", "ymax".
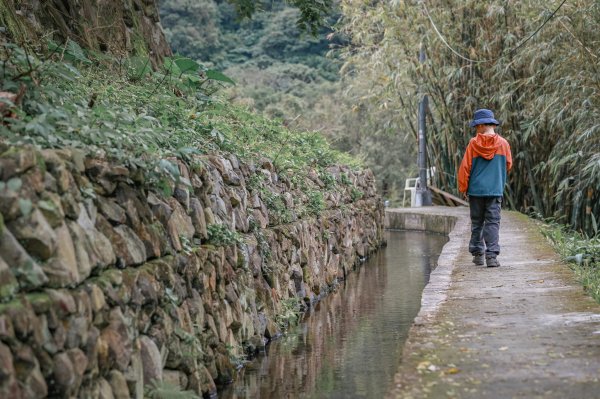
[{"xmin": 220, "ymin": 231, "xmax": 447, "ymax": 399}]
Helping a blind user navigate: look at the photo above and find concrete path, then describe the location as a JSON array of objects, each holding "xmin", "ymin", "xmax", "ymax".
[{"xmin": 386, "ymin": 207, "xmax": 600, "ymax": 399}]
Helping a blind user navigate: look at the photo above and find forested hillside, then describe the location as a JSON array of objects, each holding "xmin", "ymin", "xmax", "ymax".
[{"xmin": 158, "ymin": 0, "xmax": 416, "ymax": 200}]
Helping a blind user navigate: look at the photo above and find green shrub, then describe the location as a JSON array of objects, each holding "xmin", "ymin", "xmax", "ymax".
[
  {"xmin": 306, "ymin": 191, "xmax": 325, "ymax": 215},
  {"xmin": 541, "ymin": 222, "xmax": 600, "ymax": 303},
  {"xmin": 0, "ymin": 40, "xmax": 357, "ymax": 195},
  {"xmin": 275, "ymin": 297, "xmax": 303, "ymax": 330},
  {"xmin": 206, "ymin": 224, "xmax": 242, "ymax": 246}
]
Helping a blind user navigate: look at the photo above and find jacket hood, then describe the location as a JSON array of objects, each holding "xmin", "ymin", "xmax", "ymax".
[{"xmin": 471, "ymin": 133, "xmax": 501, "ymax": 160}]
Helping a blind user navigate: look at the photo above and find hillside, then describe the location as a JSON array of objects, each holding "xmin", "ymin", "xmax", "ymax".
[{"xmin": 158, "ymin": 0, "xmax": 416, "ymax": 201}]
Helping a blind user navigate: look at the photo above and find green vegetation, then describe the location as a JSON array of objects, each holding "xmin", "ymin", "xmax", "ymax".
[
  {"xmin": 206, "ymin": 224, "xmax": 242, "ymax": 246},
  {"xmin": 0, "ymin": 40, "xmax": 356, "ymax": 190},
  {"xmin": 339, "ymin": 0, "xmax": 600, "ymax": 234},
  {"xmin": 541, "ymin": 222, "xmax": 600, "ymax": 303},
  {"xmin": 159, "ymin": 0, "xmax": 415, "ymax": 201},
  {"xmin": 159, "ymin": 0, "xmax": 340, "ymax": 123},
  {"xmin": 223, "ymin": 0, "xmax": 333, "ymax": 34},
  {"xmin": 275, "ymin": 297, "xmax": 303, "ymax": 330}
]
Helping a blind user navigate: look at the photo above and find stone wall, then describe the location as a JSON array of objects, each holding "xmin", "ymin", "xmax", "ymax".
[{"xmin": 0, "ymin": 145, "xmax": 384, "ymax": 398}]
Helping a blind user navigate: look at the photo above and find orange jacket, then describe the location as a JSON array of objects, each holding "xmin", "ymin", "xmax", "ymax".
[{"xmin": 458, "ymin": 133, "xmax": 512, "ymax": 196}]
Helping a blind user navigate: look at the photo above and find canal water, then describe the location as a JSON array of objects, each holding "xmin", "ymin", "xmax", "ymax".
[{"xmin": 220, "ymin": 230, "xmax": 448, "ymax": 399}]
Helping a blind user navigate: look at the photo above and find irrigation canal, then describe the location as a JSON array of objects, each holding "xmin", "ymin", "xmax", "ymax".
[{"xmin": 220, "ymin": 230, "xmax": 448, "ymax": 398}]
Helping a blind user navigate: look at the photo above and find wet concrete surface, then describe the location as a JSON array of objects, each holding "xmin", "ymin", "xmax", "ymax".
[
  {"xmin": 387, "ymin": 208, "xmax": 600, "ymax": 399},
  {"xmin": 220, "ymin": 231, "xmax": 447, "ymax": 399}
]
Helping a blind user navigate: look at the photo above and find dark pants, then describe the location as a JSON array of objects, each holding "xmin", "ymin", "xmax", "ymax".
[{"xmin": 469, "ymin": 196, "xmax": 502, "ymax": 257}]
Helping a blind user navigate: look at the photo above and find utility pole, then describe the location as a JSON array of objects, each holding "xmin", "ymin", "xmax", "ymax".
[{"xmin": 415, "ymin": 42, "xmax": 432, "ymax": 207}]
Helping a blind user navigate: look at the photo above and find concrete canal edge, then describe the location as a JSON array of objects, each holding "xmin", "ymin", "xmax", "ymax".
[
  {"xmin": 385, "ymin": 207, "xmax": 469, "ymax": 325},
  {"xmin": 385, "ymin": 207, "xmax": 600, "ymax": 398}
]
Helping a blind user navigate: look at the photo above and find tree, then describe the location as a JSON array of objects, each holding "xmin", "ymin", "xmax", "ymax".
[
  {"xmin": 226, "ymin": 0, "xmax": 333, "ymax": 34},
  {"xmin": 338, "ymin": 0, "xmax": 600, "ymax": 234}
]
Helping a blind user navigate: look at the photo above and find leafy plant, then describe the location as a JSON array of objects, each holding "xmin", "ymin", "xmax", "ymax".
[
  {"xmin": 306, "ymin": 191, "xmax": 325, "ymax": 215},
  {"xmin": 540, "ymin": 222, "xmax": 600, "ymax": 303},
  {"xmin": 350, "ymin": 187, "xmax": 363, "ymax": 202},
  {"xmin": 1, "ymin": 40, "xmax": 353, "ymax": 202},
  {"xmin": 275, "ymin": 297, "xmax": 303, "ymax": 330},
  {"xmin": 207, "ymin": 224, "xmax": 242, "ymax": 246},
  {"xmin": 254, "ymin": 230, "xmax": 272, "ymax": 262},
  {"xmin": 225, "ymin": 343, "xmax": 247, "ymax": 368}
]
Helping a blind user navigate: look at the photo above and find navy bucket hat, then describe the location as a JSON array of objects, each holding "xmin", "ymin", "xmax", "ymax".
[{"xmin": 470, "ymin": 109, "xmax": 500, "ymax": 127}]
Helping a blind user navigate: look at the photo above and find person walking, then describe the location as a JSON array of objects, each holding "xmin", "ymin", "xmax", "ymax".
[{"xmin": 458, "ymin": 109, "xmax": 512, "ymax": 267}]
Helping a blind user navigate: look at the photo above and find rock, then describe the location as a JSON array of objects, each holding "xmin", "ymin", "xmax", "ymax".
[
  {"xmin": 0, "ymin": 228, "xmax": 48, "ymax": 290},
  {"xmin": 209, "ymin": 156, "xmax": 239, "ymax": 185},
  {"xmin": 87, "ymin": 283, "xmax": 107, "ymax": 313},
  {"xmin": 139, "ymin": 336, "xmax": 162, "ymax": 385},
  {"xmin": 65, "ymin": 316, "xmax": 88, "ymax": 349},
  {"xmin": 15, "ymin": 345, "xmax": 48, "ymax": 397},
  {"xmin": 67, "ymin": 222, "xmax": 93, "ymax": 280},
  {"xmin": 38, "ymin": 191, "xmax": 65, "ymax": 227},
  {"xmin": 0, "ymin": 341, "xmax": 14, "ymax": 375},
  {"xmin": 84, "ymin": 326, "xmax": 100, "ymax": 372},
  {"xmin": 71, "ymin": 214, "xmax": 115, "ymax": 270},
  {"xmin": 60, "ymin": 192, "xmax": 80, "ymax": 219},
  {"xmin": 85, "ymin": 158, "xmax": 117, "ymax": 194},
  {"xmin": 0, "ymin": 342, "xmax": 21, "ymax": 398},
  {"xmin": 147, "ymin": 192, "xmax": 172, "ymax": 225},
  {"xmin": 8, "ymin": 209, "xmax": 57, "ymax": 260},
  {"xmin": 0, "ymin": 314, "xmax": 15, "ymax": 341},
  {"xmin": 0, "ymin": 185, "xmax": 19, "ymax": 221},
  {"xmin": 0, "ymin": 147, "xmax": 37, "ymax": 180},
  {"xmin": 98, "ymin": 377, "xmax": 115, "ymax": 399},
  {"xmin": 43, "ymin": 171, "xmax": 57, "ymax": 191},
  {"xmin": 186, "ymin": 363, "xmax": 216, "ymax": 397},
  {"xmin": 47, "ymin": 289, "xmax": 76, "ymax": 318},
  {"xmin": 247, "ymin": 334, "xmax": 266, "ymax": 355},
  {"xmin": 173, "ymin": 186, "xmax": 190, "ymax": 210},
  {"xmin": 96, "ymin": 177, "xmax": 118, "ymax": 196},
  {"xmin": 125, "ymin": 349, "xmax": 144, "ymax": 399},
  {"xmin": 108, "ymin": 370, "xmax": 130, "ymax": 399},
  {"xmin": 34, "ymin": 315, "xmax": 57, "ymax": 355},
  {"xmin": 265, "ymin": 319, "xmax": 281, "ymax": 340},
  {"xmin": 52, "ymin": 351, "xmax": 75, "ymax": 396},
  {"xmin": 190, "ymin": 198, "xmax": 208, "ymax": 239},
  {"xmin": 97, "ymin": 218, "xmax": 146, "ymax": 267},
  {"xmin": 97, "ymin": 309, "xmax": 132, "ymax": 371},
  {"xmin": 43, "ymin": 222, "xmax": 80, "ymax": 287},
  {"xmin": 76, "ymin": 202, "xmax": 95, "ymax": 230},
  {"xmin": 214, "ymin": 351, "xmax": 233, "ymax": 385},
  {"xmin": 115, "ymin": 185, "xmax": 153, "ymax": 228},
  {"xmin": 114, "ymin": 224, "xmax": 147, "ymax": 265},
  {"xmin": 21, "ymin": 167, "xmax": 45, "ymax": 195},
  {"xmin": 133, "ymin": 223, "xmax": 163, "ymax": 259},
  {"xmin": 97, "ymin": 197, "xmax": 127, "ymax": 224},
  {"xmin": 163, "ymin": 370, "xmax": 188, "ymax": 391},
  {"xmin": 67, "ymin": 347, "xmax": 88, "ymax": 389},
  {"xmin": 204, "ymin": 207, "xmax": 216, "ymax": 225},
  {"xmin": 166, "ymin": 198, "xmax": 194, "ymax": 252},
  {"xmin": 0, "ymin": 256, "xmax": 18, "ymax": 300},
  {"xmin": 55, "ymin": 165, "xmax": 75, "ymax": 194}
]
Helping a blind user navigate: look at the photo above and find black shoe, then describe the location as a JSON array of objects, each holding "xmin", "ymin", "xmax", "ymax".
[
  {"xmin": 486, "ymin": 257, "xmax": 500, "ymax": 267},
  {"xmin": 472, "ymin": 253, "xmax": 484, "ymax": 265}
]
